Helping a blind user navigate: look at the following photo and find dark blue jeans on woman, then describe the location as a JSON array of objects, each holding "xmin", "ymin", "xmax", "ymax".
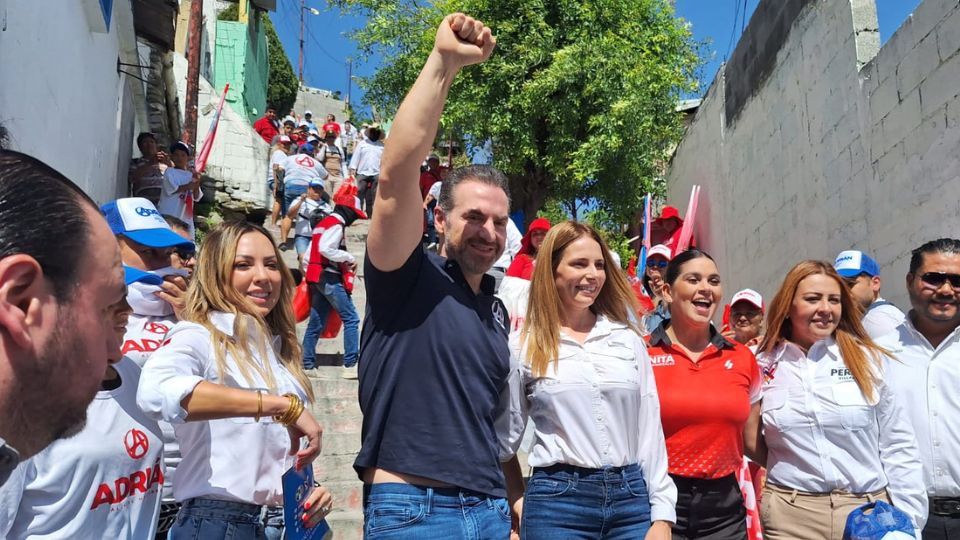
[{"xmin": 521, "ymin": 464, "xmax": 652, "ymax": 540}]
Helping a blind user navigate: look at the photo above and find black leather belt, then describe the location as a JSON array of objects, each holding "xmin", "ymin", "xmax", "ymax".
[{"xmin": 931, "ymin": 497, "xmax": 960, "ymax": 516}]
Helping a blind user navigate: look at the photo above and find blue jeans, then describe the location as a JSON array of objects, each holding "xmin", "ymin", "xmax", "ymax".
[
  {"xmin": 283, "ymin": 183, "xmax": 308, "ymax": 215},
  {"xmin": 302, "ymin": 273, "xmax": 359, "ymax": 369},
  {"xmin": 169, "ymin": 498, "xmax": 283, "ymax": 540},
  {"xmin": 363, "ymin": 483, "xmax": 511, "ymax": 539},
  {"xmin": 521, "ymin": 464, "xmax": 652, "ymax": 540},
  {"xmin": 294, "ymin": 235, "xmax": 311, "ymax": 256}
]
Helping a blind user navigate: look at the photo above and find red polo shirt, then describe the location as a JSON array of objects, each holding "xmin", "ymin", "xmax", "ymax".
[{"xmin": 646, "ymin": 323, "xmax": 761, "ymax": 479}]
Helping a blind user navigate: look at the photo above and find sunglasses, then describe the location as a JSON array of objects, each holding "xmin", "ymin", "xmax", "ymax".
[
  {"xmin": 920, "ymin": 271, "xmax": 960, "ymax": 290},
  {"xmin": 175, "ymin": 248, "xmax": 196, "ymax": 260},
  {"xmin": 646, "ymin": 260, "xmax": 669, "ymax": 269}
]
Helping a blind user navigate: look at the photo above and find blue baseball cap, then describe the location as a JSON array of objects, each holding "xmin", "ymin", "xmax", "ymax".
[
  {"xmin": 123, "ymin": 265, "xmax": 164, "ymax": 286},
  {"xmin": 300, "ymin": 143, "xmax": 315, "ymax": 154},
  {"xmin": 308, "ymin": 179, "xmax": 325, "ymax": 189},
  {"xmin": 101, "ymin": 198, "xmax": 195, "ymax": 249},
  {"xmin": 834, "ymin": 250, "xmax": 880, "ymax": 277}
]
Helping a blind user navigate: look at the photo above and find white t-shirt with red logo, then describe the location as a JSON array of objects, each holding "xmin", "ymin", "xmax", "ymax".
[
  {"xmin": 0, "ymin": 357, "xmax": 164, "ymax": 539},
  {"xmin": 123, "ymin": 310, "xmax": 180, "ymax": 506},
  {"xmin": 281, "ymin": 153, "xmax": 328, "ymax": 187}
]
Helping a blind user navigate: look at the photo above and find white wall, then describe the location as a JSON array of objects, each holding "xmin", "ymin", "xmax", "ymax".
[
  {"xmin": 0, "ymin": 0, "xmax": 144, "ymax": 204},
  {"xmin": 666, "ymin": 0, "xmax": 960, "ymax": 310}
]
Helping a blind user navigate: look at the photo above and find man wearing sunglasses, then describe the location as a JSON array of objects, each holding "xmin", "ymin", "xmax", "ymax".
[
  {"xmin": 877, "ymin": 238, "xmax": 960, "ymax": 540},
  {"xmin": 834, "ymin": 249, "xmax": 906, "ymax": 339}
]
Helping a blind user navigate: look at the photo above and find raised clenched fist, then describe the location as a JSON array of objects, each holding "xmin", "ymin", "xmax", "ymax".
[{"xmin": 434, "ymin": 13, "xmax": 496, "ymax": 69}]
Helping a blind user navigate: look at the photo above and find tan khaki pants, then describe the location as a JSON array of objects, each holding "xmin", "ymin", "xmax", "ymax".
[{"xmin": 761, "ymin": 483, "xmax": 889, "ymax": 540}]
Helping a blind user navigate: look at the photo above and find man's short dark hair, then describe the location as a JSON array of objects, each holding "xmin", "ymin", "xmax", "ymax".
[
  {"xmin": 0, "ymin": 150, "xmax": 96, "ymax": 300},
  {"xmin": 438, "ymin": 165, "xmax": 511, "ymax": 214},
  {"xmin": 909, "ymin": 238, "xmax": 960, "ymax": 274},
  {"xmin": 136, "ymin": 132, "xmax": 156, "ymax": 150}
]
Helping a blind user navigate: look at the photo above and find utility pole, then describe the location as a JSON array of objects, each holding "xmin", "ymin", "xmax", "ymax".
[
  {"xmin": 183, "ymin": 0, "xmax": 203, "ymax": 146},
  {"xmin": 346, "ymin": 58, "xmax": 352, "ymax": 107},
  {"xmin": 298, "ymin": 0, "xmax": 305, "ymax": 83}
]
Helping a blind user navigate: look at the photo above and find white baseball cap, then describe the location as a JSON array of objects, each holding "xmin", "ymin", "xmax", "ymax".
[
  {"xmin": 730, "ymin": 288, "xmax": 764, "ymax": 310},
  {"xmin": 646, "ymin": 244, "xmax": 672, "ymax": 261}
]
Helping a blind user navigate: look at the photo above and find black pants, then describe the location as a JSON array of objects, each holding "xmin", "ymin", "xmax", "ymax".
[
  {"xmin": 925, "ymin": 513, "xmax": 960, "ymax": 539},
  {"xmin": 357, "ymin": 174, "xmax": 378, "ymax": 216},
  {"xmin": 671, "ymin": 474, "xmax": 747, "ymax": 540}
]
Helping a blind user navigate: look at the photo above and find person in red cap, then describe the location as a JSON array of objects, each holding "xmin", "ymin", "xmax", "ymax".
[
  {"xmin": 301, "ymin": 193, "xmax": 368, "ymax": 377},
  {"xmin": 650, "ymin": 206, "xmax": 685, "ymax": 255},
  {"xmin": 505, "ymin": 217, "xmax": 551, "ymax": 280}
]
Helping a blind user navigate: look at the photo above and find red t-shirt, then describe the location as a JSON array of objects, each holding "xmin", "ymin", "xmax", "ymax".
[
  {"xmin": 253, "ymin": 117, "xmax": 278, "ymax": 144},
  {"xmin": 419, "ymin": 170, "xmax": 441, "ymax": 199},
  {"xmin": 322, "ymin": 122, "xmax": 341, "ymax": 137},
  {"xmin": 645, "ymin": 325, "xmax": 761, "ymax": 479}
]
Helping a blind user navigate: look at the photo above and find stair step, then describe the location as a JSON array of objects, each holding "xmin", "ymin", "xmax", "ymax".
[
  {"xmin": 325, "ymin": 510, "xmax": 364, "ymax": 540},
  {"xmin": 321, "ymin": 431, "xmax": 362, "ymax": 456},
  {"xmin": 313, "ymin": 453, "xmax": 362, "ymax": 483},
  {"xmin": 324, "ymin": 479, "xmax": 365, "ymax": 512}
]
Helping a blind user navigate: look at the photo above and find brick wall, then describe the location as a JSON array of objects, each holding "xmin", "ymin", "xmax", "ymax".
[{"xmin": 666, "ymin": 0, "xmax": 960, "ymax": 310}]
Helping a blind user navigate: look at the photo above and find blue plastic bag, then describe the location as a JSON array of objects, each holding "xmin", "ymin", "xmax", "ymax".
[{"xmin": 843, "ymin": 500, "xmax": 915, "ymax": 540}]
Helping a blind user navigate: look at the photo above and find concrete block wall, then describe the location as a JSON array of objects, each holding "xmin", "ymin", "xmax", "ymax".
[
  {"xmin": 666, "ymin": 0, "xmax": 960, "ymax": 310},
  {"xmin": 174, "ymin": 54, "xmax": 269, "ymax": 209}
]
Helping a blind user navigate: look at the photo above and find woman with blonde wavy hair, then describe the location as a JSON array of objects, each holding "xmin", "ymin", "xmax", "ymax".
[
  {"xmin": 138, "ymin": 221, "xmax": 333, "ymax": 540},
  {"xmin": 755, "ymin": 260, "xmax": 926, "ymax": 539},
  {"xmin": 498, "ymin": 221, "xmax": 676, "ymax": 540}
]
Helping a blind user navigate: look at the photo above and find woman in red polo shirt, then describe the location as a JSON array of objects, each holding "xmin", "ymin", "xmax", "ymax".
[{"xmin": 645, "ymin": 248, "xmax": 763, "ymax": 540}]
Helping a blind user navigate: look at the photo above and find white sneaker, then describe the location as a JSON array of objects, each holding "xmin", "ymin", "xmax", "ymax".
[{"xmin": 342, "ymin": 365, "xmax": 359, "ymax": 380}]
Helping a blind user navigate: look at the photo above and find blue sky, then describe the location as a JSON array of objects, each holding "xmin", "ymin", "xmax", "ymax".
[{"xmin": 269, "ymin": 0, "xmax": 922, "ymax": 116}]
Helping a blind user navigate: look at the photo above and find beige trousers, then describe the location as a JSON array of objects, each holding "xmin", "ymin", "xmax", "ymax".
[{"xmin": 761, "ymin": 483, "xmax": 889, "ymax": 540}]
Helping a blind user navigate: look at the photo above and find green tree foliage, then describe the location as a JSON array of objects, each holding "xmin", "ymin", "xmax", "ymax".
[
  {"xmin": 264, "ymin": 17, "xmax": 299, "ymax": 115},
  {"xmin": 336, "ymin": 0, "xmax": 699, "ymax": 227}
]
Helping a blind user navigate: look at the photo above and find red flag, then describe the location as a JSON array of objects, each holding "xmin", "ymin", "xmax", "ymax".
[{"xmin": 194, "ymin": 83, "xmax": 230, "ymax": 174}]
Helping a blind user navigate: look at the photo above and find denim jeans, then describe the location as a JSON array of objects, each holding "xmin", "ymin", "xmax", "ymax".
[
  {"xmin": 283, "ymin": 183, "xmax": 308, "ymax": 215},
  {"xmin": 521, "ymin": 464, "xmax": 652, "ymax": 540},
  {"xmin": 302, "ymin": 272, "xmax": 359, "ymax": 369},
  {"xmin": 169, "ymin": 498, "xmax": 280, "ymax": 540},
  {"xmin": 363, "ymin": 483, "xmax": 511, "ymax": 539},
  {"xmin": 294, "ymin": 235, "xmax": 311, "ymax": 256}
]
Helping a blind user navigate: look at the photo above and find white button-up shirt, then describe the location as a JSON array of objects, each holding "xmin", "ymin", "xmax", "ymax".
[
  {"xmin": 876, "ymin": 315, "xmax": 960, "ymax": 498},
  {"xmin": 497, "ymin": 316, "xmax": 677, "ymax": 523},
  {"xmin": 757, "ymin": 339, "xmax": 927, "ymax": 530},
  {"xmin": 137, "ymin": 312, "xmax": 310, "ymax": 506}
]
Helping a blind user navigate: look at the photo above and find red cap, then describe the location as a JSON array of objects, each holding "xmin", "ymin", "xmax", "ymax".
[
  {"xmin": 334, "ymin": 194, "xmax": 368, "ymax": 219},
  {"xmin": 659, "ymin": 205, "xmax": 681, "ymax": 221},
  {"xmin": 520, "ymin": 218, "xmax": 551, "ymax": 255}
]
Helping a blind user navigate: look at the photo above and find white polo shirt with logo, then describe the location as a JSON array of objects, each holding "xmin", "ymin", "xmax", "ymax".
[{"xmin": 0, "ymin": 357, "xmax": 164, "ymax": 538}]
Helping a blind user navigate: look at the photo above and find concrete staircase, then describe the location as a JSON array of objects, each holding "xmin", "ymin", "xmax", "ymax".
[{"xmin": 270, "ymin": 218, "xmax": 369, "ymax": 539}]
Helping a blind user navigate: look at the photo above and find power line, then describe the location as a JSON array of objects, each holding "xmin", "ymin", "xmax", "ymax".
[
  {"xmin": 740, "ymin": 0, "xmax": 748, "ymax": 35},
  {"xmin": 304, "ymin": 24, "xmax": 346, "ymax": 66},
  {"xmin": 724, "ymin": 0, "xmax": 742, "ymax": 62}
]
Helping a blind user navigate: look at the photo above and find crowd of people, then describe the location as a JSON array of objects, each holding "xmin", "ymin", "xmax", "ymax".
[{"xmin": 0, "ymin": 12, "xmax": 957, "ymax": 540}]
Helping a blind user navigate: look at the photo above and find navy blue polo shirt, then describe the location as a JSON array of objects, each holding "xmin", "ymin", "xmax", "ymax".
[{"xmin": 354, "ymin": 244, "xmax": 511, "ymax": 497}]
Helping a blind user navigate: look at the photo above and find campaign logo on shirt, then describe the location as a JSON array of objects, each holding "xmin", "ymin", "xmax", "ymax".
[
  {"xmin": 650, "ymin": 354, "xmax": 676, "ymax": 367},
  {"xmin": 830, "ymin": 367, "xmax": 854, "ymax": 383},
  {"xmin": 143, "ymin": 322, "xmax": 170, "ymax": 335},
  {"xmin": 724, "ymin": 359, "xmax": 734, "ymax": 370},
  {"xmin": 295, "ymin": 155, "xmax": 317, "ymax": 168},
  {"xmin": 124, "ymin": 429, "xmax": 150, "ymax": 459},
  {"xmin": 491, "ymin": 302, "xmax": 506, "ymax": 330},
  {"xmin": 90, "ymin": 457, "xmax": 163, "ymax": 510}
]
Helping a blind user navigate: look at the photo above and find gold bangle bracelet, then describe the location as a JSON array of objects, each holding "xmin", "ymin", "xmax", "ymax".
[
  {"xmin": 255, "ymin": 390, "xmax": 263, "ymax": 423},
  {"xmin": 274, "ymin": 393, "xmax": 304, "ymax": 425}
]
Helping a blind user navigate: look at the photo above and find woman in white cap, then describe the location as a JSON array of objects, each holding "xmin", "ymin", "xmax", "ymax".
[{"xmin": 642, "ymin": 244, "xmax": 673, "ymax": 333}]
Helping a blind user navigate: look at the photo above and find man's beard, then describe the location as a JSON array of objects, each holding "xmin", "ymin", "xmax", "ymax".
[
  {"xmin": 444, "ymin": 235, "xmax": 503, "ymax": 277},
  {"xmin": 5, "ymin": 318, "xmax": 94, "ymax": 458}
]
